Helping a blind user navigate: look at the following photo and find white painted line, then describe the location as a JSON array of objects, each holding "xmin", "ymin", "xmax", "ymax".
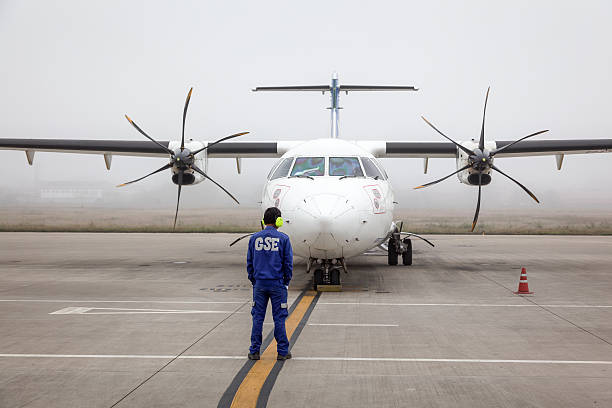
[
  {"xmin": 49, "ymin": 307, "xmax": 240, "ymax": 315},
  {"xmin": 0, "ymin": 299, "xmax": 247, "ymax": 304},
  {"xmin": 0, "ymin": 354, "xmax": 244, "ymax": 360},
  {"xmin": 50, "ymin": 307, "xmax": 93, "ymax": 315},
  {"xmin": 0, "ymin": 354, "xmax": 177, "ymax": 359},
  {"xmin": 318, "ymin": 302, "xmax": 612, "ymax": 308},
  {"xmin": 292, "ymin": 357, "xmax": 612, "ymax": 364},
  {"xmin": 179, "ymin": 356, "xmax": 249, "ymax": 360},
  {"xmin": 308, "ymin": 323, "xmax": 399, "ymax": 327},
  {"xmin": 1, "ymin": 354, "xmax": 612, "ymax": 365}
]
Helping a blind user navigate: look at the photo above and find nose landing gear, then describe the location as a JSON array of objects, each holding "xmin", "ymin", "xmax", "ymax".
[
  {"xmin": 387, "ymin": 229, "xmax": 413, "ymax": 266},
  {"xmin": 308, "ymin": 257, "xmax": 347, "ymax": 291}
]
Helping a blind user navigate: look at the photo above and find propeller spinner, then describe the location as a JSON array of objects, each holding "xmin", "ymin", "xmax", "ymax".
[
  {"xmin": 415, "ymin": 87, "xmax": 548, "ymax": 232},
  {"xmin": 118, "ymin": 88, "xmax": 249, "ymax": 230}
]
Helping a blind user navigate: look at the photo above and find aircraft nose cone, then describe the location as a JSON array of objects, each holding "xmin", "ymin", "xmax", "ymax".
[
  {"xmin": 305, "ymin": 194, "xmax": 350, "ymax": 228},
  {"xmin": 301, "ymin": 194, "xmax": 355, "ymax": 250}
]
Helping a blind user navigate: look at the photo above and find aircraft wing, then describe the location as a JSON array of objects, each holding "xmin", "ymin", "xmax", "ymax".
[
  {"xmin": 0, "ymin": 139, "xmax": 293, "ymax": 159},
  {"xmin": 379, "ymin": 139, "xmax": 612, "ymax": 158}
]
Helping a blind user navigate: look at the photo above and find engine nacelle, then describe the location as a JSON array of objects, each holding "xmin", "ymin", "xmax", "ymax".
[
  {"xmin": 455, "ymin": 140, "xmax": 496, "ymax": 186},
  {"xmin": 168, "ymin": 140, "xmax": 208, "ymax": 186}
]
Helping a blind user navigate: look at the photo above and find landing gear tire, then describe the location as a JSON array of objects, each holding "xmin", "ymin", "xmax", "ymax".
[
  {"xmin": 330, "ymin": 268, "xmax": 340, "ymax": 285},
  {"xmin": 313, "ymin": 266, "xmax": 341, "ymax": 290},
  {"xmin": 388, "ymin": 238, "xmax": 398, "ymax": 266},
  {"xmin": 402, "ymin": 238, "xmax": 412, "ymax": 266},
  {"xmin": 313, "ymin": 269, "xmax": 323, "ymax": 290}
]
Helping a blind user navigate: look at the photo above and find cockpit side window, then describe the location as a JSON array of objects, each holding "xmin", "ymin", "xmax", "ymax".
[
  {"xmin": 291, "ymin": 157, "xmax": 325, "ymax": 177},
  {"xmin": 360, "ymin": 157, "xmax": 385, "ymax": 180},
  {"xmin": 329, "ymin": 157, "xmax": 364, "ymax": 177},
  {"xmin": 270, "ymin": 157, "xmax": 294, "ymax": 180},
  {"xmin": 373, "ymin": 158, "xmax": 389, "ymax": 179},
  {"xmin": 267, "ymin": 159, "xmax": 282, "ymax": 179}
]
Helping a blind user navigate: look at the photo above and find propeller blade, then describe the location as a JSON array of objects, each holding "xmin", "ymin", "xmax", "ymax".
[
  {"xmin": 173, "ymin": 171, "xmax": 183, "ymax": 230},
  {"xmin": 124, "ymin": 115, "xmax": 173, "ymax": 154},
  {"xmin": 229, "ymin": 233, "xmax": 254, "ymax": 247},
  {"xmin": 414, "ymin": 164, "xmax": 471, "ymax": 189},
  {"xmin": 190, "ymin": 132, "xmax": 250, "ymax": 156},
  {"xmin": 491, "ymin": 130, "xmax": 549, "ymax": 156},
  {"xmin": 471, "ymin": 173, "xmax": 483, "ymax": 232},
  {"xmin": 401, "ymin": 232, "xmax": 435, "ymax": 247},
  {"xmin": 116, "ymin": 163, "xmax": 172, "ymax": 187},
  {"xmin": 399, "ymin": 221, "xmax": 403, "ymax": 233},
  {"xmin": 191, "ymin": 164, "xmax": 240, "ymax": 205},
  {"xmin": 181, "ymin": 88, "xmax": 193, "ymax": 151},
  {"xmin": 421, "ymin": 116, "xmax": 474, "ymax": 156},
  {"xmin": 491, "ymin": 164, "xmax": 540, "ymax": 203},
  {"xmin": 479, "ymin": 87, "xmax": 490, "ymax": 151}
]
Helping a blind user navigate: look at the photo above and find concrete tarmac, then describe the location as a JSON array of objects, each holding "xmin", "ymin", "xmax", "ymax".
[{"xmin": 0, "ymin": 233, "xmax": 611, "ymax": 407}]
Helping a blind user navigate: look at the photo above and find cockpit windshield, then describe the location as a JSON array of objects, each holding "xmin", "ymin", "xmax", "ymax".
[
  {"xmin": 291, "ymin": 157, "xmax": 325, "ymax": 177},
  {"xmin": 329, "ymin": 157, "xmax": 364, "ymax": 177}
]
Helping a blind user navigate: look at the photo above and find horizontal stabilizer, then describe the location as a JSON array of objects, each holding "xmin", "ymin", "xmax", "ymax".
[
  {"xmin": 252, "ymin": 85, "xmax": 418, "ymax": 92},
  {"xmin": 340, "ymin": 85, "xmax": 418, "ymax": 91},
  {"xmin": 252, "ymin": 86, "xmax": 330, "ymax": 92}
]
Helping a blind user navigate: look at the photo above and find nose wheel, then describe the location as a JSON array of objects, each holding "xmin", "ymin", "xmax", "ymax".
[{"xmin": 311, "ymin": 258, "xmax": 345, "ymax": 291}]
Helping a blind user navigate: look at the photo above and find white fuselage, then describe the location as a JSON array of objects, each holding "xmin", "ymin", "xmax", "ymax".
[{"xmin": 260, "ymin": 139, "xmax": 395, "ymax": 260}]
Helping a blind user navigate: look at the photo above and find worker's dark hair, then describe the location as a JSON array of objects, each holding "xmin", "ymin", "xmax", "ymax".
[{"xmin": 263, "ymin": 207, "xmax": 282, "ymax": 225}]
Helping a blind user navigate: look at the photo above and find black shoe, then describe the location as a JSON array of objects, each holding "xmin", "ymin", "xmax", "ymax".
[
  {"xmin": 277, "ymin": 352, "xmax": 292, "ymax": 361},
  {"xmin": 248, "ymin": 352, "xmax": 260, "ymax": 360}
]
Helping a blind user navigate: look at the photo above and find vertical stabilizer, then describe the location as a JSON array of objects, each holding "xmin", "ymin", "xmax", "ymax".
[{"xmin": 329, "ymin": 72, "xmax": 340, "ymax": 138}]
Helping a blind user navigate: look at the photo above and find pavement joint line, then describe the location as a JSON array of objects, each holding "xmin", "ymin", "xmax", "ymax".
[
  {"xmin": 478, "ymin": 273, "xmax": 612, "ymax": 348},
  {"xmin": 317, "ymin": 302, "xmax": 612, "ymax": 308},
  {"xmin": 2, "ymin": 354, "xmax": 612, "ymax": 365},
  {"xmin": 108, "ymin": 299, "xmax": 250, "ymax": 408}
]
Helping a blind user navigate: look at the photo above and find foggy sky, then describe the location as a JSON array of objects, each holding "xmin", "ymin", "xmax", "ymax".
[{"xmin": 1, "ymin": 0, "xmax": 611, "ymax": 213}]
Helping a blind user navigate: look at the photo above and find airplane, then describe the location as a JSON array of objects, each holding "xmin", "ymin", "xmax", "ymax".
[{"xmin": 1, "ymin": 72, "xmax": 612, "ymax": 290}]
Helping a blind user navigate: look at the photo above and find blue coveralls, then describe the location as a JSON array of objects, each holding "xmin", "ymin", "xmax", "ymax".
[{"xmin": 247, "ymin": 226, "xmax": 293, "ymax": 355}]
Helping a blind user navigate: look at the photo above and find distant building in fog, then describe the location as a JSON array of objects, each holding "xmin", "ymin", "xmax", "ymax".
[{"xmin": 40, "ymin": 188, "xmax": 103, "ymax": 204}]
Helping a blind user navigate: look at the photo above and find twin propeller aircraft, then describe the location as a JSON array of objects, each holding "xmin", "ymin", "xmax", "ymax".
[{"xmin": 2, "ymin": 73, "xmax": 611, "ymax": 289}]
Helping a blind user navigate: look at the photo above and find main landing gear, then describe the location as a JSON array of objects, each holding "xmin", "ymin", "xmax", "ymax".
[
  {"xmin": 387, "ymin": 229, "xmax": 412, "ymax": 266},
  {"xmin": 308, "ymin": 257, "xmax": 347, "ymax": 291}
]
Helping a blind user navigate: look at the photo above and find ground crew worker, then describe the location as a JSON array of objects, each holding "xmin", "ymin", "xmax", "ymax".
[{"xmin": 247, "ymin": 207, "xmax": 293, "ymax": 361}]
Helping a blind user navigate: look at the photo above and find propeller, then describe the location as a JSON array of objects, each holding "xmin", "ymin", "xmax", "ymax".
[
  {"xmin": 228, "ymin": 218, "xmax": 266, "ymax": 247},
  {"xmin": 416, "ymin": 87, "xmax": 548, "ymax": 232},
  {"xmin": 395, "ymin": 221, "xmax": 435, "ymax": 247},
  {"xmin": 117, "ymin": 87, "xmax": 249, "ymax": 230}
]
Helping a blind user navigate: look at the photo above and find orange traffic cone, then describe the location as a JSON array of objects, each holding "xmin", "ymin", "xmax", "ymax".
[{"xmin": 514, "ymin": 267, "xmax": 533, "ymax": 295}]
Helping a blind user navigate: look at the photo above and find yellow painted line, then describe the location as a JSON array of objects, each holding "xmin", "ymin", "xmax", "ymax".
[{"xmin": 230, "ymin": 291, "xmax": 316, "ymax": 408}]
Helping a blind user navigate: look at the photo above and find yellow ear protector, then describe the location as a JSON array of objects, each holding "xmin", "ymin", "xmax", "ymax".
[{"xmin": 262, "ymin": 217, "xmax": 284, "ymax": 228}]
